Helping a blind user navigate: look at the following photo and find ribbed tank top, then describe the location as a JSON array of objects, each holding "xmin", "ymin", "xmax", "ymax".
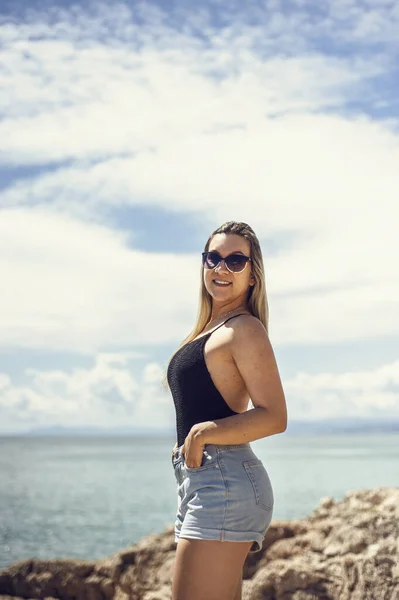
[{"xmin": 167, "ymin": 314, "xmax": 247, "ymax": 447}]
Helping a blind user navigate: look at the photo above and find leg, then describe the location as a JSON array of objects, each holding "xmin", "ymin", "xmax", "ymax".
[
  {"xmin": 232, "ymin": 566, "xmax": 243, "ymax": 600},
  {"xmin": 172, "ymin": 538, "xmax": 252, "ymax": 600}
]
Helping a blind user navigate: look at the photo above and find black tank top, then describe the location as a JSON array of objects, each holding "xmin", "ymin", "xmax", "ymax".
[{"xmin": 167, "ymin": 314, "xmax": 247, "ymax": 447}]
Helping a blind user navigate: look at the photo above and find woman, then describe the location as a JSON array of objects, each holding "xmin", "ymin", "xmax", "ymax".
[{"xmin": 166, "ymin": 221, "xmax": 287, "ymax": 600}]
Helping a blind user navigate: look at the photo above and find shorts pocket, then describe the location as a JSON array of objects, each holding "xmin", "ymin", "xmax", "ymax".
[
  {"xmin": 242, "ymin": 459, "xmax": 274, "ymax": 511},
  {"xmin": 173, "ymin": 462, "xmax": 183, "ymax": 487},
  {"xmin": 183, "ymin": 450, "xmax": 218, "ymax": 472}
]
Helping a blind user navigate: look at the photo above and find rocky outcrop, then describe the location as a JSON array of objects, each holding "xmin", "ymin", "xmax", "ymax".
[{"xmin": 1, "ymin": 487, "xmax": 398, "ymax": 600}]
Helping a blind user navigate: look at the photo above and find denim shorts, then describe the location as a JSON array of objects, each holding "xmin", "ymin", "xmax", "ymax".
[{"xmin": 171, "ymin": 442, "xmax": 274, "ymax": 553}]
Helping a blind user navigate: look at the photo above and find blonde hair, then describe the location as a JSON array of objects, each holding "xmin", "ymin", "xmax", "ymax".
[{"xmin": 162, "ymin": 221, "xmax": 269, "ymax": 389}]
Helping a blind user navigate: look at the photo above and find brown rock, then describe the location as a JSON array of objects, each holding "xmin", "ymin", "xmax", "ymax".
[{"xmin": 0, "ymin": 487, "xmax": 398, "ymax": 599}]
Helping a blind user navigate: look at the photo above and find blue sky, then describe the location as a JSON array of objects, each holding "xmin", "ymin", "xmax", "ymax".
[{"xmin": 0, "ymin": 0, "xmax": 398, "ymax": 433}]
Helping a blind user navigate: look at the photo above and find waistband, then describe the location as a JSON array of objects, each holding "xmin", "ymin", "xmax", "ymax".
[{"xmin": 172, "ymin": 442, "xmax": 251, "ymax": 462}]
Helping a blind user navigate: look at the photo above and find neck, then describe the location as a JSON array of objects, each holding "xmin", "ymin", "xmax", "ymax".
[{"xmin": 209, "ymin": 304, "xmax": 247, "ymax": 323}]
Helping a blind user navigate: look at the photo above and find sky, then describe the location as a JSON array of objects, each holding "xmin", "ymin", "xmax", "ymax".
[{"xmin": 0, "ymin": 0, "xmax": 398, "ymax": 434}]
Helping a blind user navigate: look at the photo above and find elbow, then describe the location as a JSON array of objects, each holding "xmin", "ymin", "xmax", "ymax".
[
  {"xmin": 278, "ymin": 402, "xmax": 288, "ymax": 432},
  {"xmin": 260, "ymin": 406, "xmax": 287, "ymax": 433},
  {"xmin": 275, "ymin": 411, "xmax": 288, "ymax": 433},
  {"xmin": 272, "ymin": 415, "xmax": 287, "ymax": 433}
]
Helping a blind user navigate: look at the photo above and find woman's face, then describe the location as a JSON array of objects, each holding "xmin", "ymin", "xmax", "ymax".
[{"xmin": 203, "ymin": 233, "xmax": 254, "ymax": 304}]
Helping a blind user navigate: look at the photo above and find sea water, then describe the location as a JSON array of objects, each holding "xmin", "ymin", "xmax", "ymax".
[{"xmin": 1, "ymin": 433, "xmax": 398, "ymax": 570}]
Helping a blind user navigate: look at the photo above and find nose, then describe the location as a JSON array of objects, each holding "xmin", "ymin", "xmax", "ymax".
[{"xmin": 214, "ymin": 258, "xmax": 229, "ymax": 273}]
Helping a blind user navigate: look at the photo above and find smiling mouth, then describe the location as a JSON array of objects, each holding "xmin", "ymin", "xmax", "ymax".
[{"xmin": 213, "ymin": 280, "xmax": 232, "ymax": 286}]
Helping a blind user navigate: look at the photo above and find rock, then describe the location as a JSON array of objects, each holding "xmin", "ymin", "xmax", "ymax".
[{"xmin": 0, "ymin": 487, "xmax": 398, "ymax": 600}]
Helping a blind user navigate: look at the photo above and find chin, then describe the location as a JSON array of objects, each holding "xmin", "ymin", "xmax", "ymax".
[{"xmin": 208, "ymin": 287, "xmax": 232, "ymax": 298}]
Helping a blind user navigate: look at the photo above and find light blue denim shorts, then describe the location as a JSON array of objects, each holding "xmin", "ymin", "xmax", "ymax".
[{"xmin": 172, "ymin": 442, "xmax": 274, "ymax": 553}]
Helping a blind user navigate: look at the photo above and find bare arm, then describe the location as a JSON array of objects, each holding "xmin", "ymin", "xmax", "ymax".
[{"xmin": 191, "ymin": 316, "xmax": 287, "ymax": 445}]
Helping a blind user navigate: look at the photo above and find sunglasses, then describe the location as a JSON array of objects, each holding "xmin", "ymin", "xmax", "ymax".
[{"xmin": 202, "ymin": 251, "xmax": 252, "ymax": 273}]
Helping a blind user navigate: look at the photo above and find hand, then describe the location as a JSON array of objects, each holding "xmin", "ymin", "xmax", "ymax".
[{"xmin": 181, "ymin": 430, "xmax": 205, "ymax": 468}]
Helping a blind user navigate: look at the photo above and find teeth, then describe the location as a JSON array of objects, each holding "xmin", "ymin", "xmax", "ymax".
[{"xmin": 214, "ymin": 280, "xmax": 230, "ymax": 285}]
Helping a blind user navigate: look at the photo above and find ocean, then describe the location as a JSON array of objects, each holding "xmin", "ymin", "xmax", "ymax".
[{"xmin": 1, "ymin": 432, "xmax": 398, "ymax": 571}]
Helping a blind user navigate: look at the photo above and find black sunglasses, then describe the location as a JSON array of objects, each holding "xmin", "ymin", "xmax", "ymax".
[{"xmin": 202, "ymin": 251, "xmax": 252, "ymax": 273}]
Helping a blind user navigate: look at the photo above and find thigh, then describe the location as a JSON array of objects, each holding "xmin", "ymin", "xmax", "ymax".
[
  {"xmin": 232, "ymin": 566, "xmax": 243, "ymax": 600},
  {"xmin": 172, "ymin": 538, "xmax": 252, "ymax": 600}
]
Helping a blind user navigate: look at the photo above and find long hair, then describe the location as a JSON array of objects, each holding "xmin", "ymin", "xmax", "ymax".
[{"xmin": 162, "ymin": 221, "xmax": 269, "ymax": 389}]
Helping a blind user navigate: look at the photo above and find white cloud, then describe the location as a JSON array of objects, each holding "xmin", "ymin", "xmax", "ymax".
[
  {"xmin": 0, "ymin": 1, "xmax": 394, "ymax": 164},
  {"xmin": 0, "ymin": 49, "xmax": 379, "ymax": 166},
  {"xmin": 0, "ymin": 352, "xmax": 173, "ymax": 430},
  {"xmin": 0, "ymin": 356, "xmax": 397, "ymax": 431},
  {"xmin": 0, "ymin": 197, "xmax": 398, "ymax": 354},
  {"xmin": 0, "ymin": 208, "xmax": 200, "ymax": 352},
  {"xmin": 0, "ymin": 0, "xmax": 398, "ymax": 428},
  {"xmin": 286, "ymin": 359, "xmax": 399, "ymax": 420}
]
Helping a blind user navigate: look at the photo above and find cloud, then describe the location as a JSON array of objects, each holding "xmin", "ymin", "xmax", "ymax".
[
  {"xmin": 286, "ymin": 359, "xmax": 399, "ymax": 420},
  {"xmin": 0, "ymin": 0, "xmax": 396, "ymax": 164},
  {"xmin": 0, "ymin": 352, "xmax": 173, "ymax": 430},
  {"xmin": 0, "ymin": 0, "xmax": 398, "ymax": 429},
  {"xmin": 0, "ymin": 24, "xmax": 387, "ymax": 166},
  {"xmin": 1, "ymin": 11, "xmax": 398, "ymax": 351},
  {"xmin": 1, "ymin": 194, "xmax": 398, "ymax": 355},
  {"xmin": 0, "ymin": 208, "xmax": 200, "ymax": 352},
  {"xmin": 1, "ymin": 355, "xmax": 397, "ymax": 432}
]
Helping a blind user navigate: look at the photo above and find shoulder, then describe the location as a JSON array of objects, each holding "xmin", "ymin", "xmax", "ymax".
[
  {"xmin": 227, "ymin": 314, "xmax": 269, "ymax": 347},
  {"xmin": 229, "ymin": 315, "xmax": 274, "ymax": 368},
  {"xmin": 229, "ymin": 314, "xmax": 267, "ymax": 335}
]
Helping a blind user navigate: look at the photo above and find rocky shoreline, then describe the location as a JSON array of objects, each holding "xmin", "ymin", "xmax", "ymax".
[{"xmin": 1, "ymin": 487, "xmax": 398, "ymax": 600}]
